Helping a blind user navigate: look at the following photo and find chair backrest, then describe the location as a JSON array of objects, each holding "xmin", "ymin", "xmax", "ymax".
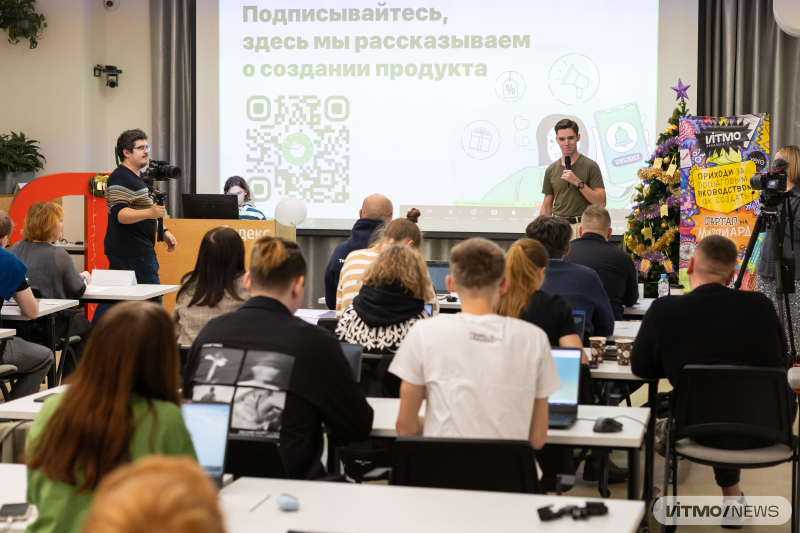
[
  {"xmin": 390, "ymin": 437, "xmax": 541, "ymax": 494},
  {"xmin": 674, "ymin": 365, "xmax": 794, "ymax": 447},
  {"xmin": 178, "ymin": 344, "xmax": 191, "ymax": 377},
  {"xmin": 317, "ymin": 318, "xmax": 339, "ymax": 335},
  {"xmin": 224, "ymin": 438, "xmax": 288, "ymax": 480}
]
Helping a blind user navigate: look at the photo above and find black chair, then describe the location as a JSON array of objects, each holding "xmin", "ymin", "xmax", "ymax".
[
  {"xmin": 339, "ymin": 446, "xmax": 390, "ymax": 483},
  {"xmin": 317, "ymin": 318, "xmax": 339, "ymax": 336},
  {"xmin": 54, "ymin": 310, "xmax": 81, "ymax": 385},
  {"xmin": 382, "ymin": 437, "xmax": 541, "ymax": 494},
  {"xmin": 660, "ymin": 365, "xmax": 799, "ymax": 532},
  {"xmin": 0, "ymin": 338, "xmax": 17, "ymax": 402},
  {"xmin": 178, "ymin": 344, "xmax": 191, "ymax": 378},
  {"xmin": 224, "ymin": 438, "xmax": 288, "ymax": 480}
]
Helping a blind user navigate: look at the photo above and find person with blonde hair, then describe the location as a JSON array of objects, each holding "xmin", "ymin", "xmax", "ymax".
[
  {"xmin": 82, "ymin": 455, "xmax": 225, "ymax": 533},
  {"xmin": 184, "ymin": 236, "xmax": 373, "ymax": 479},
  {"xmin": 756, "ymin": 145, "xmax": 800, "ymax": 345},
  {"xmin": 337, "ymin": 244, "xmax": 435, "ymax": 354},
  {"xmin": 12, "ymin": 201, "xmax": 93, "ymax": 376},
  {"xmin": 336, "ymin": 208, "xmax": 438, "ymax": 315},
  {"xmin": 497, "ymin": 239, "xmax": 584, "ymax": 352}
]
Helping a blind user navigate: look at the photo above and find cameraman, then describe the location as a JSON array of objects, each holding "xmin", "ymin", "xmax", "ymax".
[
  {"xmin": 101, "ymin": 130, "xmax": 177, "ymax": 308},
  {"xmin": 756, "ymin": 145, "xmax": 800, "ymax": 344}
]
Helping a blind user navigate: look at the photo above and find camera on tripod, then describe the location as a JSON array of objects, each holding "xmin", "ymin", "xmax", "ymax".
[
  {"xmin": 750, "ymin": 159, "xmax": 789, "ymax": 193},
  {"xmin": 141, "ymin": 160, "xmax": 181, "ymax": 182}
]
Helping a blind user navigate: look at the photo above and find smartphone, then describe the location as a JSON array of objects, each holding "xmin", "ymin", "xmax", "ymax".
[
  {"xmin": 0, "ymin": 503, "xmax": 32, "ymax": 521},
  {"xmin": 33, "ymin": 392, "xmax": 57, "ymax": 403},
  {"xmin": 594, "ymin": 103, "xmax": 648, "ymax": 184}
]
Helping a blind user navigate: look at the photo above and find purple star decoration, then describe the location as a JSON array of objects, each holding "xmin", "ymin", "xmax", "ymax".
[{"xmin": 671, "ymin": 78, "xmax": 691, "ymax": 102}]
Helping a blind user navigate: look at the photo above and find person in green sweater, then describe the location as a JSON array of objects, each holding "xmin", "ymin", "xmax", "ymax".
[{"xmin": 25, "ymin": 301, "xmax": 197, "ymax": 533}]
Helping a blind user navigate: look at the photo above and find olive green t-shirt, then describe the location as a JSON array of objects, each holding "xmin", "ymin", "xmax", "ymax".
[
  {"xmin": 541, "ymin": 155, "xmax": 605, "ymax": 217},
  {"xmin": 26, "ymin": 393, "xmax": 197, "ymax": 533}
]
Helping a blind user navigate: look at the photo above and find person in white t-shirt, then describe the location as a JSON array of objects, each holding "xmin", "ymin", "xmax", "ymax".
[{"xmin": 389, "ymin": 237, "xmax": 561, "ymax": 449}]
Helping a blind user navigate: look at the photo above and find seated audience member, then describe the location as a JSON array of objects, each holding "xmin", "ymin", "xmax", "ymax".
[
  {"xmin": 564, "ymin": 205, "xmax": 638, "ymax": 320},
  {"xmin": 223, "ymin": 176, "xmax": 266, "ymax": 220},
  {"xmin": 390, "ymin": 238, "xmax": 560, "ymax": 450},
  {"xmin": 11, "ymin": 202, "xmax": 93, "ymax": 376},
  {"xmin": 183, "ymin": 236, "xmax": 374, "ymax": 479},
  {"xmin": 0, "ymin": 211, "xmax": 53, "ymax": 399},
  {"xmin": 337, "ymin": 244, "xmax": 434, "ymax": 353},
  {"xmin": 496, "ymin": 238, "xmax": 583, "ymax": 352},
  {"xmin": 172, "ymin": 227, "xmax": 250, "ymax": 345},
  {"xmin": 324, "ymin": 194, "xmax": 393, "ymax": 309},
  {"xmin": 631, "ymin": 235, "xmax": 787, "ymax": 505},
  {"xmin": 525, "ymin": 216, "xmax": 614, "ymax": 337},
  {"xmin": 337, "ymin": 208, "xmax": 438, "ymax": 316},
  {"xmin": 82, "ymin": 456, "xmax": 225, "ymax": 533},
  {"xmin": 26, "ymin": 302, "xmax": 196, "ymax": 533}
]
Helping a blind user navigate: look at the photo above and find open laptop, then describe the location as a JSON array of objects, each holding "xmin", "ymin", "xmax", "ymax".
[
  {"xmin": 572, "ymin": 311, "xmax": 586, "ymax": 339},
  {"xmin": 182, "ymin": 194, "xmax": 239, "ymax": 220},
  {"xmin": 181, "ymin": 401, "xmax": 232, "ymax": 488},
  {"xmin": 426, "ymin": 261, "xmax": 450, "ymax": 295},
  {"xmin": 548, "ymin": 348, "xmax": 582, "ymax": 429},
  {"xmin": 339, "ymin": 343, "xmax": 363, "ymax": 382}
]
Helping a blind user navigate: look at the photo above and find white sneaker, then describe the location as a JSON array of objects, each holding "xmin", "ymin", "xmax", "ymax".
[{"xmin": 721, "ymin": 494, "xmax": 750, "ymax": 530}]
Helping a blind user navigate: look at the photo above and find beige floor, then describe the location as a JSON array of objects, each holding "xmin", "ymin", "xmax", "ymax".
[{"xmin": 564, "ymin": 380, "xmax": 795, "ymax": 532}]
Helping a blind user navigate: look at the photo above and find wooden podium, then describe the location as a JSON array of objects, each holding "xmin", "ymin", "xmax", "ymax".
[{"xmin": 155, "ymin": 219, "xmax": 295, "ymax": 315}]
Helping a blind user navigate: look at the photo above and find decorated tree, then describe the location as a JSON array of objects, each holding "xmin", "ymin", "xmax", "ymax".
[{"xmin": 622, "ymin": 81, "xmax": 689, "ymax": 297}]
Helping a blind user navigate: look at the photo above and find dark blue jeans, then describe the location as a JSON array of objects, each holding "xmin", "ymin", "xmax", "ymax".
[{"xmin": 92, "ymin": 254, "xmax": 161, "ymax": 325}]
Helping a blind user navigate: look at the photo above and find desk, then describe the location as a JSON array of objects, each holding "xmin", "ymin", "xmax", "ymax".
[
  {"xmin": 0, "ymin": 329, "xmax": 15, "ymax": 340},
  {"xmin": 79, "ymin": 284, "xmax": 179, "ymax": 304},
  {"xmin": 2, "ymin": 300, "xmax": 79, "ymax": 388},
  {"xmin": 52, "ymin": 242, "xmax": 84, "ymax": 255},
  {"xmin": 317, "ymin": 296, "xmax": 463, "ymax": 312},
  {"xmin": 220, "ymin": 477, "xmax": 645, "ymax": 533},
  {"xmin": 610, "ymin": 321, "xmax": 641, "ymax": 341},
  {"xmin": 0, "ymin": 386, "xmax": 67, "ymax": 420},
  {"xmin": 0, "ymin": 464, "xmax": 35, "ymax": 532},
  {"xmin": 623, "ymin": 298, "xmax": 654, "ymax": 318}
]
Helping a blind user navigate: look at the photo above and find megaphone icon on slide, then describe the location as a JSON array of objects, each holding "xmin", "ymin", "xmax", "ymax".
[{"xmin": 561, "ymin": 64, "xmax": 590, "ymax": 98}]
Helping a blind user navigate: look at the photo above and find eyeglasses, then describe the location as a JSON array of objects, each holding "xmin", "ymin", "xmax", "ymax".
[{"xmin": 133, "ymin": 145, "xmax": 150, "ymax": 152}]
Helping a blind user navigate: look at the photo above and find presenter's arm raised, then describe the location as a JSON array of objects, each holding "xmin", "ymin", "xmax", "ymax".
[
  {"xmin": 117, "ymin": 205, "xmax": 166, "ymax": 225},
  {"xmin": 541, "ymin": 195, "xmax": 554, "ymax": 217}
]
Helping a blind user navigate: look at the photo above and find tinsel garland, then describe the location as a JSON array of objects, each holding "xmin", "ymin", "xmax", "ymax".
[
  {"xmin": 626, "ymin": 226, "xmax": 680, "ymax": 255},
  {"xmin": 634, "ymin": 250, "xmax": 668, "ymax": 271},
  {"xmin": 654, "ymin": 137, "xmax": 680, "ymax": 159},
  {"xmin": 637, "ymin": 167, "xmax": 681, "ymax": 185},
  {"xmin": 633, "ymin": 195, "xmax": 681, "ymax": 220}
]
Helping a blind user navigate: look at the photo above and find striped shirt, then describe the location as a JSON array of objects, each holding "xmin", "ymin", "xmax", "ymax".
[
  {"xmin": 239, "ymin": 204, "xmax": 266, "ymax": 220},
  {"xmin": 104, "ymin": 165, "xmax": 158, "ymax": 257},
  {"xmin": 335, "ymin": 245, "xmax": 441, "ymax": 317}
]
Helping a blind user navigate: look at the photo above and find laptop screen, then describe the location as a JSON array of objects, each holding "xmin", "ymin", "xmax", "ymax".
[
  {"xmin": 549, "ymin": 348, "xmax": 582, "ymax": 406},
  {"xmin": 181, "ymin": 402, "xmax": 232, "ymax": 478},
  {"xmin": 339, "ymin": 343, "xmax": 363, "ymax": 382},
  {"xmin": 572, "ymin": 311, "xmax": 586, "ymax": 338},
  {"xmin": 426, "ymin": 263, "xmax": 450, "ymax": 293}
]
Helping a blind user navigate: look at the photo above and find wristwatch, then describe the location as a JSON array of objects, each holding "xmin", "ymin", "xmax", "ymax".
[{"xmin": 577, "ymin": 181, "xmax": 585, "ymax": 189}]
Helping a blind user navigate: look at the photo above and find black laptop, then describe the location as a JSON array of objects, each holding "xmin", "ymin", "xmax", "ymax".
[
  {"xmin": 548, "ymin": 348, "xmax": 582, "ymax": 429},
  {"xmin": 182, "ymin": 194, "xmax": 240, "ymax": 220},
  {"xmin": 181, "ymin": 401, "xmax": 233, "ymax": 488},
  {"xmin": 426, "ymin": 261, "xmax": 450, "ymax": 295},
  {"xmin": 339, "ymin": 343, "xmax": 363, "ymax": 382}
]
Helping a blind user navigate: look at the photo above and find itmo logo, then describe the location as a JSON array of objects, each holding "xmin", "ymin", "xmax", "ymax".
[{"xmin": 654, "ymin": 496, "xmax": 791, "ymax": 526}]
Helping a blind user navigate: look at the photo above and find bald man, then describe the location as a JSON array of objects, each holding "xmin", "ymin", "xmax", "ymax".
[
  {"xmin": 564, "ymin": 204, "xmax": 638, "ymax": 320},
  {"xmin": 324, "ymin": 194, "xmax": 393, "ymax": 309}
]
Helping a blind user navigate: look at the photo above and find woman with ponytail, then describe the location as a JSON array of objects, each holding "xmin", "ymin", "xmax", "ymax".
[
  {"xmin": 183, "ymin": 236, "xmax": 373, "ymax": 480},
  {"xmin": 496, "ymin": 238, "xmax": 583, "ymax": 351},
  {"xmin": 336, "ymin": 208, "xmax": 438, "ymax": 315}
]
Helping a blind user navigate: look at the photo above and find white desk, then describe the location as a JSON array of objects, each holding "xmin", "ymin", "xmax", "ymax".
[
  {"xmin": 52, "ymin": 243, "xmax": 84, "ymax": 254},
  {"xmin": 317, "ymin": 296, "xmax": 463, "ymax": 311},
  {"xmin": 623, "ymin": 298, "xmax": 654, "ymax": 317},
  {"xmin": 1, "ymin": 300, "xmax": 79, "ymax": 322},
  {"xmin": 0, "ymin": 329, "xmax": 15, "ymax": 340},
  {"xmin": 79, "ymin": 284, "xmax": 179, "ymax": 302},
  {"xmin": 220, "ymin": 477, "xmax": 645, "ymax": 533},
  {"xmin": 0, "ymin": 386, "xmax": 67, "ymax": 420},
  {"xmin": 610, "ymin": 321, "xmax": 641, "ymax": 340},
  {"xmin": 0, "ymin": 464, "xmax": 35, "ymax": 532}
]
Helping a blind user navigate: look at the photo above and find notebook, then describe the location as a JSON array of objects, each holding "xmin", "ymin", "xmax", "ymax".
[
  {"xmin": 339, "ymin": 343, "xmax": 363, "ymax": 382},
  {"xmin": 548, "ymin": 348, "xmax": 582, "ymax": 429},
  {"xmin": 426, "ymin": 261, "xmax": 450, "ymax": 295},
  {"xmin": 181, "ymin": 401, "xmax": 232, "ymax": 488}
]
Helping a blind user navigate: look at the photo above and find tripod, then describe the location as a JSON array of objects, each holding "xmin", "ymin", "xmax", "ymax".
[
  {"xmin": 150, "ymin": 188, "xmax": 167, "ymax": 243},
  {"xmin": 735, "ymin": 194, "xmax": 798, "ymax": 366}
]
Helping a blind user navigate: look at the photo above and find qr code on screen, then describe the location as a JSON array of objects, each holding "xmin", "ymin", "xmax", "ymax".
[{"xmin": 245, "ymin": 95, "xmax": 350, "ymax": 203}]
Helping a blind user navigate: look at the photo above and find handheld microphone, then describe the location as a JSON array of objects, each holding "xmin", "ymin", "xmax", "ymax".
[
  {"xmin": 565, "ymin": 156, "xmax": 571, "ymax": 187},
  {"xmin": 788, "ymin": 364, "xmax": 800, "ymax": 394}
]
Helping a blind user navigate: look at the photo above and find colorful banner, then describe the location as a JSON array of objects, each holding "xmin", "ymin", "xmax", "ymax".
[{"xmin": 678, "ymin": 113, "xmax": 769, "ymax": 290}]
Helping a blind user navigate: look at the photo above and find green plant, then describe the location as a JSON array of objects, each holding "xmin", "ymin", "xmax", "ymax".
[
  {"xmin": 0, "ymin": 131, "xmax": 46, "ymax": 181},
  {"xmin": 0, "ymin": 0, "xmax": 46, "ymax": 49}
]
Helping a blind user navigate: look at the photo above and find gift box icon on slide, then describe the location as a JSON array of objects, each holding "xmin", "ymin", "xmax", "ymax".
[{"xmin": 469, "ymin": 128, "xmax": 492, "ymax": 152}]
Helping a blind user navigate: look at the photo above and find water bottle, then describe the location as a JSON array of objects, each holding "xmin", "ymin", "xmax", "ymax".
[{"xmin": 658, "ymin": 274, "xmax": 670, "ymax": 298}]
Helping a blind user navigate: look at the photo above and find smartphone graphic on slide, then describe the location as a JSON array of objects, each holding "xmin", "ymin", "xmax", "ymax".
[{"xmin": 594, "ymin": 103, "xmax": 647, "ymax": 184}]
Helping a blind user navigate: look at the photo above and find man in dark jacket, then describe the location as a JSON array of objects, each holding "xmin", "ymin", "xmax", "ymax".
[
  {"xmin": 565, "ymin": 205, "xmax": 639, "ymax": 320},
  {"xmin": 324, "ymin": 194, "xmax": 393, "ymax": 309}
]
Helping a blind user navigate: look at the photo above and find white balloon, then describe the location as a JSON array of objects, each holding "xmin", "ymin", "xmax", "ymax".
[{"xmin": 274, "ymin": 197, "xmax": 307, "ymax": 226}]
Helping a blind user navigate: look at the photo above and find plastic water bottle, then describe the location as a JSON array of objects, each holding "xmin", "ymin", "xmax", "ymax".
[{"xmin": 658, "ymin": 274, "xmax": 670, "ymax": 298}]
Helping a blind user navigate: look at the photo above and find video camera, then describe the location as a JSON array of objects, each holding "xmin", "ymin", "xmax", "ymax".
[
  {"xmin": 750, "ymin": 158, "xmax": 789, "ymax": 192},
  {"xmin": 141, "ymin": 160, "xmax": 181, "ymax": 182}
]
